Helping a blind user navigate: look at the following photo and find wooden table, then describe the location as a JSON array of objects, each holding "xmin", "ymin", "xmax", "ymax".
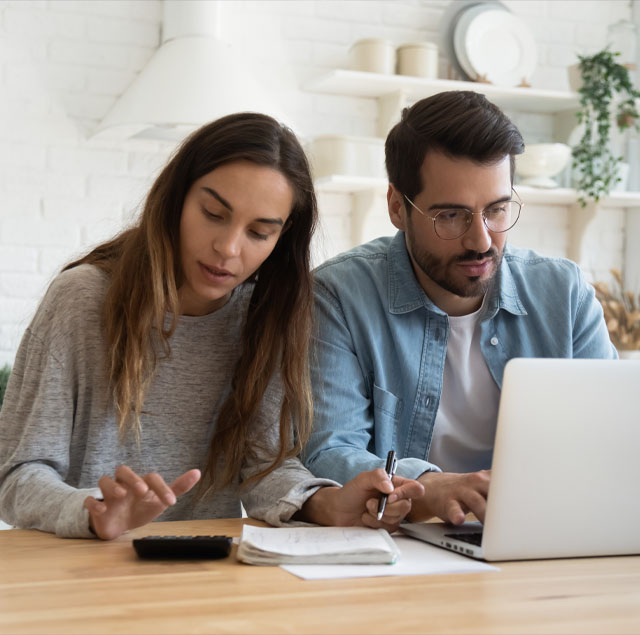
[{"xmin": 1, "ymin": 518, "xmax": 639, "ymax": 634}]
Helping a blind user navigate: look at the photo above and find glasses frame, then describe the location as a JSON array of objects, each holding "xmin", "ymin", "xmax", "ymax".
[{"xmin": 403, "ymin": 188, "xmax": 523, "ymax": 240}]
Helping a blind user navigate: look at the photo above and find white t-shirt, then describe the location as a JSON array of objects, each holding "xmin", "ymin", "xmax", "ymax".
[{"xmin": 428, "ymin": 305, "xmax": 500, "ymax": 473}]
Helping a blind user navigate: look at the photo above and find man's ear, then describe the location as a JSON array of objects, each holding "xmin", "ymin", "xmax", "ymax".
[{"xmin": 388, "ymin": 183, "xmax": 407, "ymax": 231}]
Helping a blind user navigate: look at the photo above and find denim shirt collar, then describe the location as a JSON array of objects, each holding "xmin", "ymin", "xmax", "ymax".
[
  {"xmin": 484, "ymin": 244, "xmax": 528, "ymax": 319},
  {"xmin": 387, "ymin": 231, "xmax": 527, "ymax": 318}
]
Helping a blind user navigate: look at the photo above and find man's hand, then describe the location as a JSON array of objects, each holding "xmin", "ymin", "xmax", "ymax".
[
  {"xmin": 83, "ymin": 465, "xmax": 201, "ymax": 540},
  {"xmin": 299, "ymin": 468, "xmax": 425, "ymax": 533},
  {"xmin": 408, "ymin": 470, "xmax": 491, "ymax": 525}
]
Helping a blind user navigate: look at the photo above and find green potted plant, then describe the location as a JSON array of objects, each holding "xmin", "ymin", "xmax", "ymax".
[{"xmin": 571, "ymin": 49, "xmax": 640, "ymax": 206}]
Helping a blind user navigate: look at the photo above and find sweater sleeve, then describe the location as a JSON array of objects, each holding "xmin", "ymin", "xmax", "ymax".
[
  {"xmin": 0, "ymin": 282, "xmax": 101, "ymax": 538},
  {"xmin": 238, "ymin": 374, "xmax": 338, "ymax": 526}
]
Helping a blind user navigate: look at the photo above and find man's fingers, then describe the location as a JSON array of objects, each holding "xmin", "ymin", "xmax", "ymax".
[
  {"xmin": 353, "ymin": 467, "xmax": 394, "ymax": 494},
  {"xmin": 468, "ymin": 470, "xmax": 490, "ymax": 497},
  {"xmin": 361, "ymin": 512, "xmax": 380, "ymax": 529},
  {"xmin": 144, "ymin": 472, "xmax": 176, "ymax": 506},
  {"xmin": 380, "ymin": 498, "xmax": 412, "ymax": 522},
  {"xmin": 365, "ymin": 495, "xmax": 412, "ymax": 522},
  {"xmin": 360, "ymin": 511, "xmax": 404, "ymax": 533},
  {"xmin": 388, "ymin": 476, "xmax": 424, "ymax": 502},
  {"xmin": 444, "ymin": 499, "xmax": 467, "ymax": 525},
  {"xmin": 114, "ymin": 465, "xmax": 148, "ymax": 497},
  {"xmin": 356, "ymin": 470, "xmax": 425, "ymax": 501},
  {"xmin": 460, "ymin": 489, "xmax": 486, "ymax": 523},
  {"xmin": 170, "ymin": 469, "xmax": 201, "ymax": 496}
]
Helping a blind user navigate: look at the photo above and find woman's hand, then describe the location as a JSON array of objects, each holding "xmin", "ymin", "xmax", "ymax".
[
  {"xmin": 300, "ymin": 468, "xmax": 425, "ymax": 533},
  {"xmin": 83, "ymin": 465, "xmax": 201, "ymax": 540}
]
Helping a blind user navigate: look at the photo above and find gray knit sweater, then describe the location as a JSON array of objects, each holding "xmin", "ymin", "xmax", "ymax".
[{"xmin": 0, "ymin": 265, "xmax": 335, "ymax": 537}]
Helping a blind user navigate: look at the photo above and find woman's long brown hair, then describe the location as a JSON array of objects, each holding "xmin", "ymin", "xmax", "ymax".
[{"xmin": 64, "ymin": 112, "xmax": 318, "ymax": 492}]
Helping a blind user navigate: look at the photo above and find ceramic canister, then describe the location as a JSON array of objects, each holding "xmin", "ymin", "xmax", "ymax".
[
  {"xmin": 349, "ymin": 38, "xmax": 396, "ymax": 74},
  {"xmin": 396, "ymin": 42, "xmax": 439, "ymax": 78}
]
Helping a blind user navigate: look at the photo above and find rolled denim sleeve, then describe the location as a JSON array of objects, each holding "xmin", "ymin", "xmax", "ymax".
[{"xmin": 303, "ymin": 280, "xmax": 436, "ymax": 483}]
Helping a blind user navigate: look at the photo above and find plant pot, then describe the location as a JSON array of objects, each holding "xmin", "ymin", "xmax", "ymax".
[{"xmin": 617, "ymin": 113, "xmax": 637, "ymax": 129}]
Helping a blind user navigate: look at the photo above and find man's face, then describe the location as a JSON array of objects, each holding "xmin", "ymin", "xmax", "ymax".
[{"xmin": 388, "ymin": 151, "xmax": 512, "ymax": 316}]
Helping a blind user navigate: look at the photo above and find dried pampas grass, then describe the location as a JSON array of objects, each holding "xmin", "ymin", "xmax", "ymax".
[{"xmin": 593, "ymin": 269, "xmax": 640, "ymax": 351}]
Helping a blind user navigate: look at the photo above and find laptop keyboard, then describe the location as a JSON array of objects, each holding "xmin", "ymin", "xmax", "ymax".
[{"xmin": 444, "ymin": 531, "xmax": 483, "ymax": 546}]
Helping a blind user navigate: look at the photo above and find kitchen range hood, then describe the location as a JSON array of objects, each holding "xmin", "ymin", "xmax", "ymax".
[{"xmin": 94, "ymin": 0, "xmax": 286, "ymax": 141}]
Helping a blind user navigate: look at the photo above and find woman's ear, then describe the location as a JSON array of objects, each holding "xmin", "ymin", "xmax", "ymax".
[{"xmin": 388, "ymin": 184, "xmax": 407, "ymax": 231}]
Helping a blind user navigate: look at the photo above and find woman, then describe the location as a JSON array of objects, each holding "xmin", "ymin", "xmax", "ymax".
[{"xmin": 0, "ymin": 113, "xmax": 422, "ymax": 539}]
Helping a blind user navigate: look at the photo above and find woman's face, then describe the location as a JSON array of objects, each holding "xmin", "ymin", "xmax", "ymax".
[{"xmin": 178, "ymin": 160, "xmax": 293, "ymax": 316}]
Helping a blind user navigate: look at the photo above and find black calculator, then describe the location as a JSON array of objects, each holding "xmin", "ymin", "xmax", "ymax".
[{"xmin": 132, "ymin": 535, "xmax": 232, "ymax": 559}]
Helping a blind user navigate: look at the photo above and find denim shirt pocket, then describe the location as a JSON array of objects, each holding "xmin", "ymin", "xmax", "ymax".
[{"xmin": 372, "ymin": 384, "xmax": 402, "ymax": 453}]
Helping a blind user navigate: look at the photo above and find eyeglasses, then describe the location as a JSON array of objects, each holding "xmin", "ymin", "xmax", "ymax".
[{"xmin": 403, "ymin": 190, "xmax": 523, "ymax": 240}]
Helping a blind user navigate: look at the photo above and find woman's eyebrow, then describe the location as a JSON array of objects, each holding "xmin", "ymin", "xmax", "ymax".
[
  {"xmin": 201, "ymin": 186, "xmax": 232, "ymax": 211},
  {"xmin": 200, "ymin": 186, "xmax": 284, "ymax": 226}
]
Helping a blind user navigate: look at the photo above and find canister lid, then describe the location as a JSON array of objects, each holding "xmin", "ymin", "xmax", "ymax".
[
  {"xmin": 349, "ymin": 37, "xmax": 394, "ymax": 50},
  {"xmin": 397, "ymin": 41, "xmax": 438, "ymax": 51}
]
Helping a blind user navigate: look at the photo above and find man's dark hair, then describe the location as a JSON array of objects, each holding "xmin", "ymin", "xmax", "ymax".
[{"xmin": 385, "ymin": 91, "xmax": 525, "ymax": 202}]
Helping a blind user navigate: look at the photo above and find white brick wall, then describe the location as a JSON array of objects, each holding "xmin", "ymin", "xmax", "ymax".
[{"xmin": 0, "ymin": 0, "xmax": 636, "ymax": 366}]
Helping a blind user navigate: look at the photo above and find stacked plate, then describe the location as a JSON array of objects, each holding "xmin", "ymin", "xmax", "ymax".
[{"xmin": 440, "ymin": 1, "xmax": 537, "ymax": 87}]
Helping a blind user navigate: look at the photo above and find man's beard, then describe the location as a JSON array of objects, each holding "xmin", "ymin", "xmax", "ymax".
[{"xmin": 406, "ymin": 227, "xmax": 504, "ymax": 298}]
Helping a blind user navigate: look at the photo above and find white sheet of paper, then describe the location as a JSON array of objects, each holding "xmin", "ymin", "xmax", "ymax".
[{"xmin": 281, "ymin": 536, "xmax": 499, "ymax": 580}]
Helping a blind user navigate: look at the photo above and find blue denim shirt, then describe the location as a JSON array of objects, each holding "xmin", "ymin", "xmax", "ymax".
[{"xmin": 303, "ymin": 231, "xmax": 617, "ymax": 483}]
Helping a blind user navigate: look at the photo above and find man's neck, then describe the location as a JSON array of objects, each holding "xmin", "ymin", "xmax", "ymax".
[{"xmin": 414, "ymin": 272, "xmax": 483, "ymax": 317}]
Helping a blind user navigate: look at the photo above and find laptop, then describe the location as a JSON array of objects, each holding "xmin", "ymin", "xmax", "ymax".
[{"xmin": 401, "ymin": 357, "xmax": 640, "ymax": 561}]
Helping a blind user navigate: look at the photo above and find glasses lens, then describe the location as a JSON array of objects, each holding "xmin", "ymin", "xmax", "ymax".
[
  {"xmin": 434, "ymin": 209, "xmax": 471, "ymax": 239},
  {"xmin": 484, "ymin": 200, "xmax": 521, "ymax": 232},
  {"xmin": 433, "ymin": 201, "xmax": 521, "ymax": 239}
]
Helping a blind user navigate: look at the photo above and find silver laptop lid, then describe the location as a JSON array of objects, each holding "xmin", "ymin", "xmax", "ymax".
[{"xmin": 482, "ymin": 358, "xmax": 640, "ymax": 560}]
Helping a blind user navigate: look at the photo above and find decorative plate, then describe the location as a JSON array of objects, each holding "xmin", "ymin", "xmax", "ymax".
[{"xmin": 459, "ymin": 8, "xmax": 537, "ymax": 86}]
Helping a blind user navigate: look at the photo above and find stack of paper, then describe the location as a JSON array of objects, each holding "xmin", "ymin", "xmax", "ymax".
[{"xmin": 236, "ymin": 525, "xmax": 400, "ymax": 565}]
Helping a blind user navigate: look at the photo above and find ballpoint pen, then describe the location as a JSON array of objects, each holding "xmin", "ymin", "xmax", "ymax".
[{"xmin": 376, "ymin": 449, "xmax": 397, "ymax": 520}]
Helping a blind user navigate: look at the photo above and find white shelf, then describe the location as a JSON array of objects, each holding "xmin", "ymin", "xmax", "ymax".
[
  {"xmin": 315, "ymin": 176, "xmax": 640, "ymax": 208},
  {"xmin": 518, "ymin": 186, "xmax": 640, "ymax": 208},
  {"xmin": 315, "ymin": 175, "xmax": 388, "ymax": 194},
  {"xmin": 305, "ymin": 70, "xmax": 580, "ymax": 115}
]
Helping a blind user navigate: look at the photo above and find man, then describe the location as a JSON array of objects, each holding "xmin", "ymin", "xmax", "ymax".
[{"xmin": 303, "ymin": 91, "xmax": 616, "ymax": 526}]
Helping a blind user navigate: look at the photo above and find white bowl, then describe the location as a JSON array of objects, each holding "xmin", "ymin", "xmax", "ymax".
[{"xmin": 515, "ymin": 143, "xmax": 571, "ymax": 188}]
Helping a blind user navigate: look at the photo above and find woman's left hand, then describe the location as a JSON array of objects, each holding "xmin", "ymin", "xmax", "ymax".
[{"xmin": 83, "ymin": 465, "xmax": 201, "ymax": 540}]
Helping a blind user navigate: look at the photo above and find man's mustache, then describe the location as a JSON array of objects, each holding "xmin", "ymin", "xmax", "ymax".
[{"xmin": 455, "ymin": 249, "xmax": 498, "ymax": 263}]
